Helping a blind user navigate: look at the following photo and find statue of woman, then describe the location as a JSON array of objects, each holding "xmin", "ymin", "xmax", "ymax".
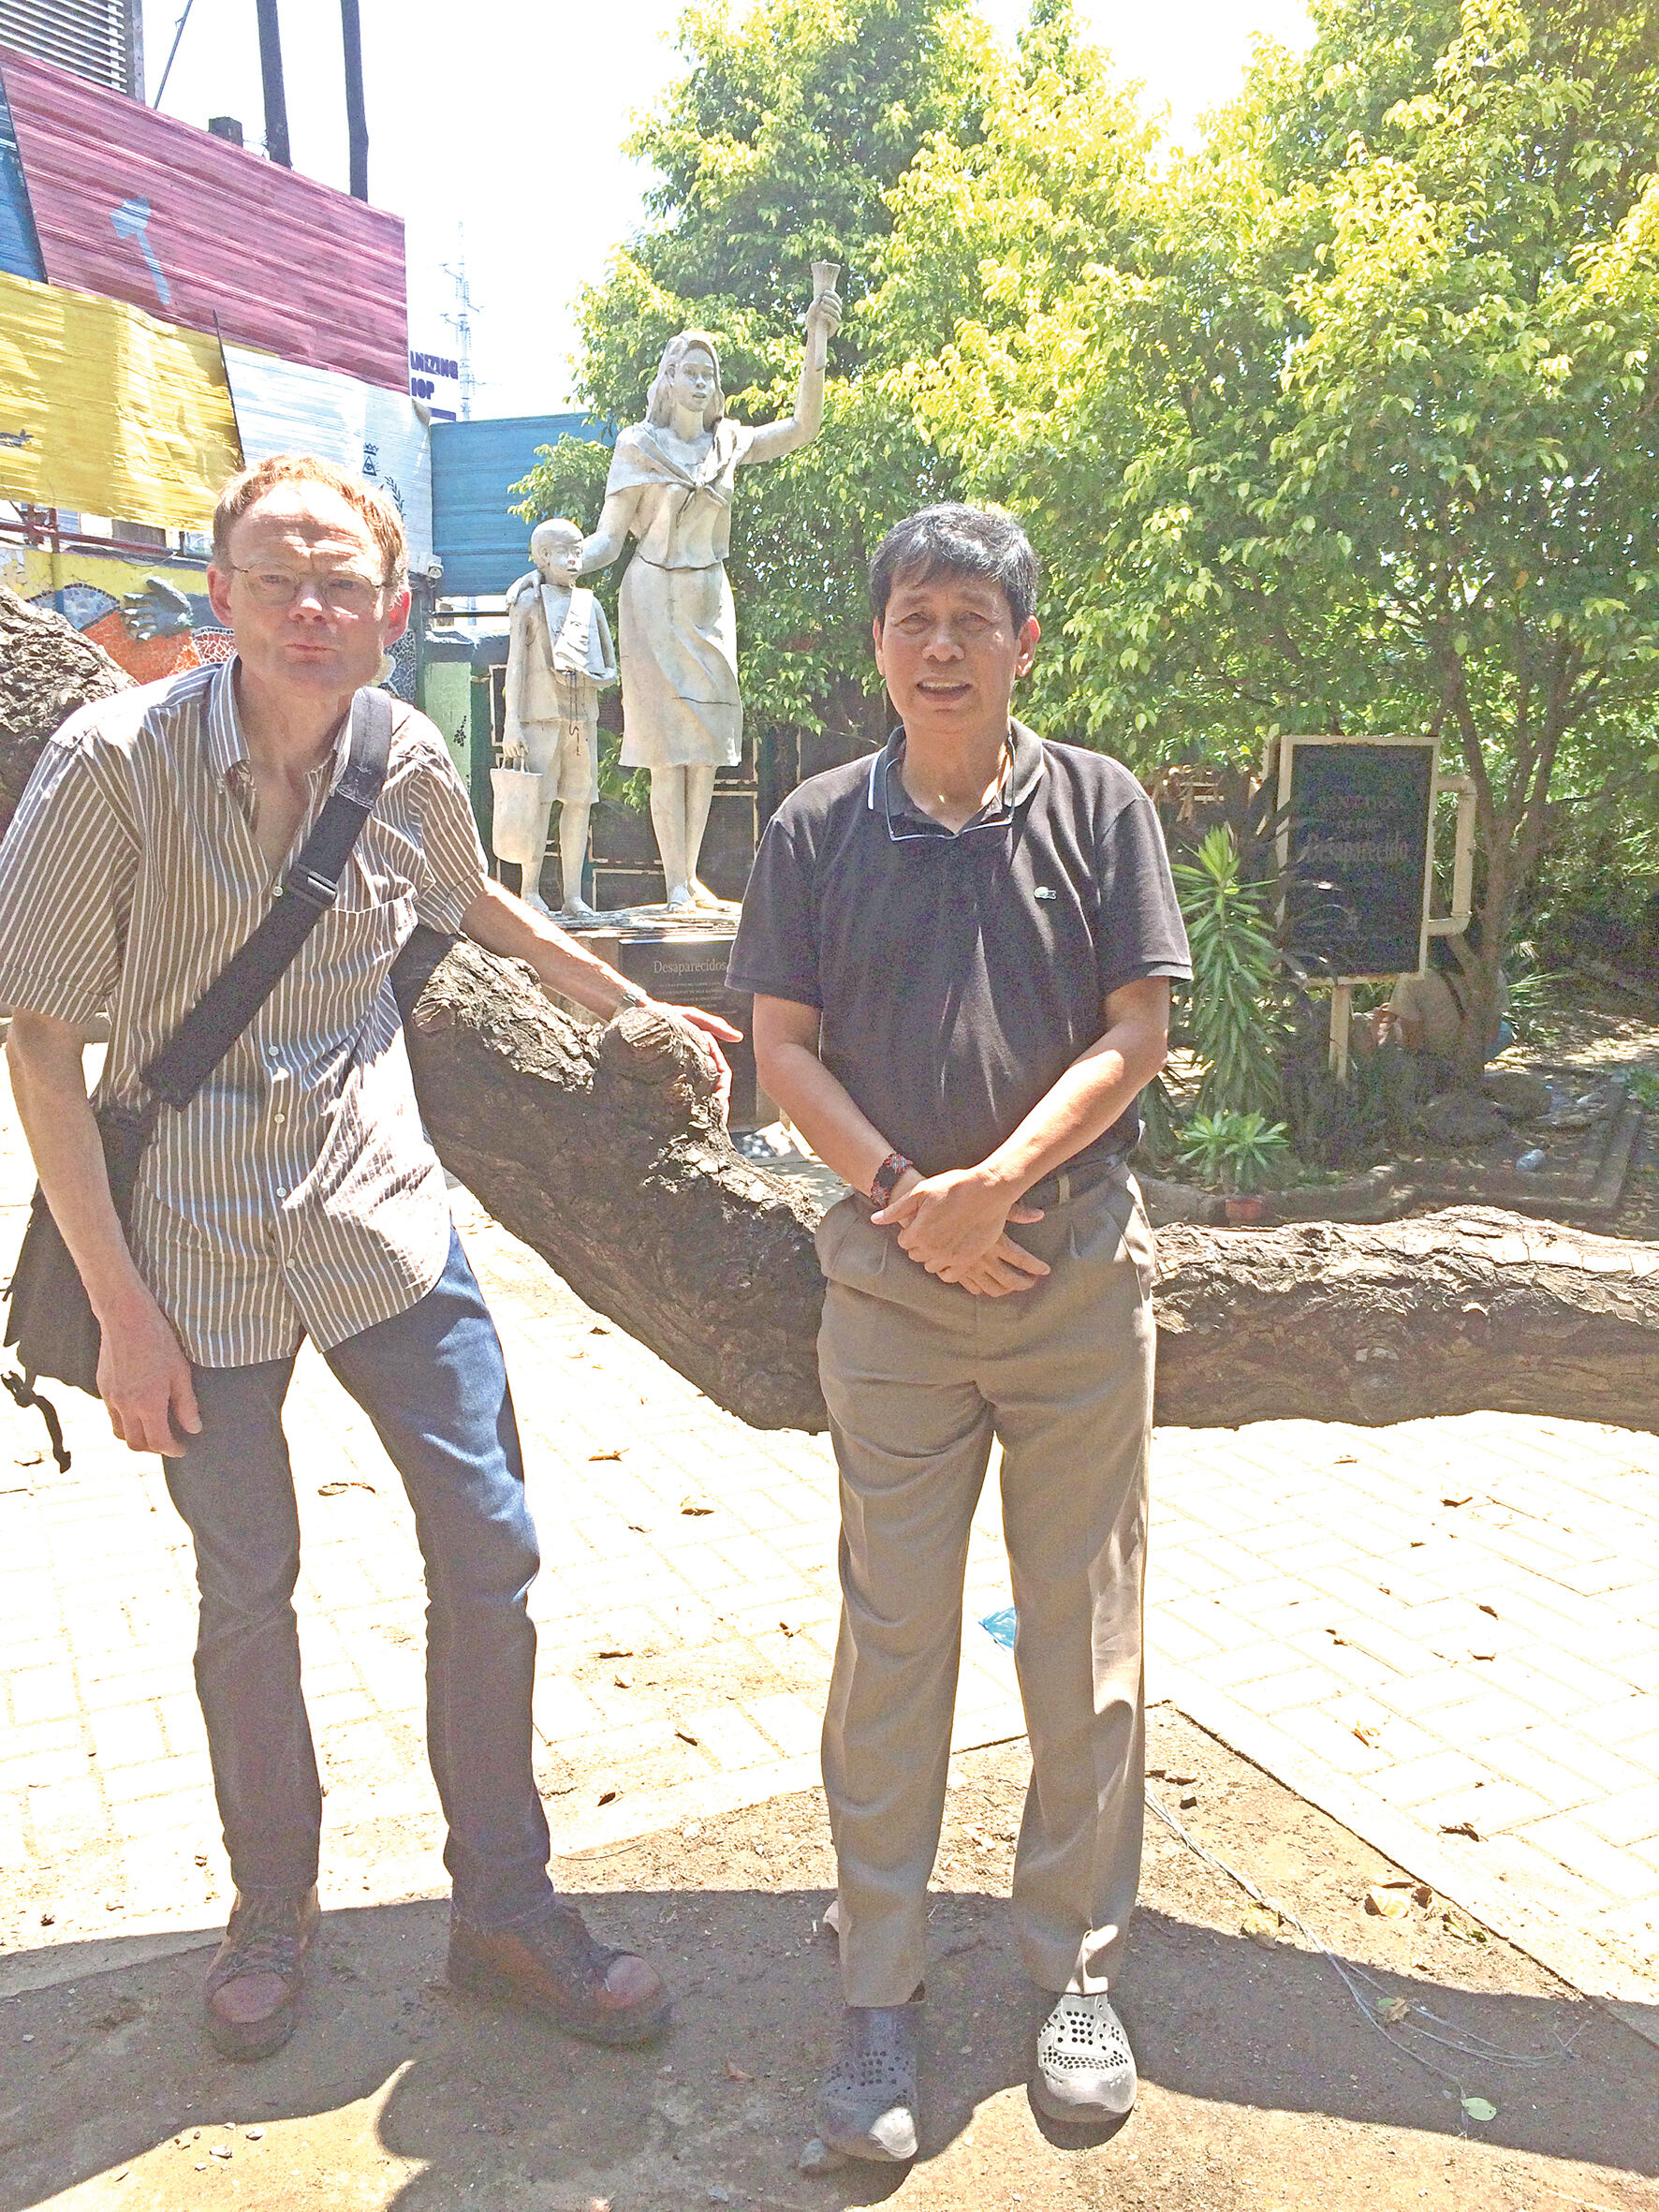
[{"xmin": 570, "ymin": 273, "xmax": 841, "ymax": 910}]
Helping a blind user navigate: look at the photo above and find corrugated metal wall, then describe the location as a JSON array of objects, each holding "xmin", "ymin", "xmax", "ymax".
[
  {"xmin": 0, "ymin": 268, "xmax": 241, "ymax": 528},
  {"xmin": 0, "ymin": 41, "xmax": 408, "ymax": 390},
  {"xmin": 223, "ymin": 343, "xmax": 433, "ymax": 572},
  {"xmin": 0, "ymin": 0, "xmax": 140, "ymax": 98},
  {"xmin": 431, "ymin": 413, "xmax": 611, "ymax": 596}
]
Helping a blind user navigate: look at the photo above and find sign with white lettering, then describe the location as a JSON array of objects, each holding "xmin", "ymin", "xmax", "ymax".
[{"xmin": 1276, "ymin": 734, "xmax": 1438, "ymax": 981}]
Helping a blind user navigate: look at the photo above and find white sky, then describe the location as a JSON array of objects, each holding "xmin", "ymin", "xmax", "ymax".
[{"xmin": 140, "ymin": 0, "xmax": 1314, "ymax": 414}]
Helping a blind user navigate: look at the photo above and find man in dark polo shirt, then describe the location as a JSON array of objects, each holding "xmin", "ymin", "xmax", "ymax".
[{"xmin": 727, "ymin": 503, "xmax": 1189, "ymax": 2159}]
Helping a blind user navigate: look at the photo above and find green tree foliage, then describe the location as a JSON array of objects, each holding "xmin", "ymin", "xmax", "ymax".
[{"xmin": 906, "ymin": 0, "xmax": 1659, "ymax": 1076}]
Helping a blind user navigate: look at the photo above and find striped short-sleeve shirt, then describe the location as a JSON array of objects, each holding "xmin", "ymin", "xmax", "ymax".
[{"xmin": 0, "ymin": 658, "xmax": 491, "ymax": 1366}]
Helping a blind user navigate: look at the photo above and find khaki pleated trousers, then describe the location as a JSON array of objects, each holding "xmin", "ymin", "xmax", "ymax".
[{"xmin": 815, "ymin": 1167, "xmax": 1154, "ymax": 2007}]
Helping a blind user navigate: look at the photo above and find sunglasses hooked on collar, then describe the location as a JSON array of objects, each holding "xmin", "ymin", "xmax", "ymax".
[{"xmin": 874, "ymin": 739, "xmax": 1018, "ymax": 845}]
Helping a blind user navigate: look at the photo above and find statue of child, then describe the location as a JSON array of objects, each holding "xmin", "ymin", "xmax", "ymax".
[{"xmin": 497, "ymin": 516, "xmax": 618, "ymax": 917}]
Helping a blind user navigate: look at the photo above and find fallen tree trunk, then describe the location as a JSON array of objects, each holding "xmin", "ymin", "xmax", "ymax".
[
  {"xmin": 1151, "ymin": 1211, "xmax": 1658, "ymax": 1433},
  {"xmin": 400, "ymin": 935, "xmax": 1659, "ymax": 1436},
  {"xmin": 397, "ymin": 931, "xmax": 829, "ymax": 1431},
  {"xmin": 0, "ymin": 587, "xmax": 130, "ymax": 825},
  {"xmin": 5, "ymin": 590, "xmax": 1655, "ymax": 1438}
]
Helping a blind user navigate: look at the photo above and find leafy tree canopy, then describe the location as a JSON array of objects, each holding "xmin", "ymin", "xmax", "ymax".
[{"xmin": 907, "ymin": 0, "xmax": 1659, "ymax": 1067}]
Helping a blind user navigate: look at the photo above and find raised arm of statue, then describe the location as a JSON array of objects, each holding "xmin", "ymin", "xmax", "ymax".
[{"xmin": 741, "ymin": 278, "xmax": 843, "ymax": 467}]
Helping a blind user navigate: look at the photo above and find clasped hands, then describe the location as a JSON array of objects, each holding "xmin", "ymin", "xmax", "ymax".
[{"xmin": 872, "ymin": 1165, "xmax": 1048, "ymax": 1299}]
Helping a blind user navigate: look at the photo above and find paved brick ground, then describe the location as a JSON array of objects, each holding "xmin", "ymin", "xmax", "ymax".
[
  {"xmin": 1, "ymin": 1068, "xmax": 1655, "ymax": 2044},
  {"xmin": 1149, "ymin": 1412, "xmax": 1659, "ymax": 2028}
]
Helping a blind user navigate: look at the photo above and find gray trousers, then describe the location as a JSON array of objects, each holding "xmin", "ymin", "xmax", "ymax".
[{"xmin": 815, "ymin": 1167, "xmax": 1154, "ymax": 2006}]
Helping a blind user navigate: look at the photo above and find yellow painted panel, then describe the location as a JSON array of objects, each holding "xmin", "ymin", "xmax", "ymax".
[
  {"xmin": 0, "ymin": 543, "xmax": 210, "ymax": 602},
  {"xmin": 0, "ymin": 271, "xmax": 242, "ymax": 529}
]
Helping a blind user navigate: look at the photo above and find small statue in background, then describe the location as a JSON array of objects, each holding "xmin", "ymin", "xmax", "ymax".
[{"xmin": 496, "ymin": 517, "xmax": 618, "ymax": 917}]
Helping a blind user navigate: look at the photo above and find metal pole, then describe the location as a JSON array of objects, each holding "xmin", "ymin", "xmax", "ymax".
[
  {"xmin": 255, "ymin": 0, "xmax": 291, "ymax": 169},
  {"xmin": 152, "ymin": 0, "xmax": 195, "ymax": 106},
  {"xmin": 340, "ymin": 0, "xmax": 369, "ymax": 202}
]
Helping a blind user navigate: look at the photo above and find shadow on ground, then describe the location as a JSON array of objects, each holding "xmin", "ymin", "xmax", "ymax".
[{"xmin": 4, "ymin": 1722, "xmax": 1656, "ymax": 2211}]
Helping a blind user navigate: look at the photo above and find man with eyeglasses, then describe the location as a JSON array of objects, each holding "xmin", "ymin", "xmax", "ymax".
[
  {"xmin": 0, "ymin": 454, "xmax": 736, "ymax": 2062},
  {"xmin": 727, "ymin": 504, "xmax": 1190, "ymax": 2157}
]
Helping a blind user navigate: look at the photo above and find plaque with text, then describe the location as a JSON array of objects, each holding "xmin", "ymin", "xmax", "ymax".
[{"xmin": 1278, "ymin": 737, "xmax": 1436, "ymax": 980}]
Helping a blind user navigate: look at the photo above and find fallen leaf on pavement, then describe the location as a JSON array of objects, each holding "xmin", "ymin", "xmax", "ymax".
[
  {"xmin": 317, "ymin": 1480, "xmax": 374, "ymax": 1496},
  {"xmin": 681, "ymin": 1496, "xmax": 714, "ymax": 1515},
  {"xmin": 1440, "ymin": 1820, "xmax": 1482, "ymax": 1840},
  {"xmin": 597, "ymin": 1788, "xmax": 618, "ymax": 1806},
  {"xmin": 1241, "ymin": 1909, "xmax": 1280, "ymax": 1944},
  {"xmin": 1353, "ymin": 1724, "xmax": 1382, "ymax": 1748},
  {"xmin": 1477, "ymin": 1602, "xmax": 1498, "ymax": 1617},
  {"xmin": 1365, "ymin": 1883, "xmax": 1412, "ymax": 1919},
  {"xmin": 1461, "ymin": 2095, "xmax": 1497, "ymax": 2122},
  {"xmin": 1442, "ymin": 1909, "xmax": 1490, "ymax": 1944},
  {"xmin": 1376, "ymin": 1997, "xmax": 1410, "ymax": 2025},
  {"xmin": 613, "ymin": 1672, "xmax": 634, "ymax": 1689},
  {"xmin": 1442, "ymin": 1494, "xmax": 1474, "ymax": 1507},
  {"xmin": 598, "ymin": 1646, "xmax": 633, "ymax": 1659},
  {"xmin": 725, "ymin": 2059, "xmax": 755, "ymax": 2082},
  {"xmin": 676, "ymin": 1728, "xmax": 699, "ymax": 1746},
  {"xmin": 589, "ymin": 1449, "xmax": 624, "ymax": 1462}
]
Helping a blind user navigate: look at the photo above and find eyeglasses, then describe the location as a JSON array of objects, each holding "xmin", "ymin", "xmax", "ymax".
[{"xmin": 230, "ymin": 565, "xmax": 389, "ymax": 612}]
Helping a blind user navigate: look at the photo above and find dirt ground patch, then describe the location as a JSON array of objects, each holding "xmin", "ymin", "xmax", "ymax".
[{"xmin": 3, "ymin": 1708, "xmax": 1655, "ymax": 2212}]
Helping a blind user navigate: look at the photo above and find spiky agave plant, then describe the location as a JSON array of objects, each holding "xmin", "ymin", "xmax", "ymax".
[{"xmin": 1171, "ymin": 826, "xmax": 1285, "ymax": 1120}]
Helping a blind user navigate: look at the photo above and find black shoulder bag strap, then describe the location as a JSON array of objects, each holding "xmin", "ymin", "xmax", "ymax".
[
  {"xmin": 142, "ymin": 685, "xmax": 394, "ymax": 1109},
  {"xmin": 3, "ymin": 686, "xmax": 394, "ymax": 1465}
]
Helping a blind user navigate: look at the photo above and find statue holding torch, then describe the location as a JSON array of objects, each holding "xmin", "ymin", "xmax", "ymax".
[{"xmin": 520, "ymin": 261, "xmax": 842, "ymax": 911}]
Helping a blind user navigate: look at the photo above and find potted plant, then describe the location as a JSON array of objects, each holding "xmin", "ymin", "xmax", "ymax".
[{"xmin": 1176, "ymin": 1110, "xmax": 1292, "ymax": 1224}]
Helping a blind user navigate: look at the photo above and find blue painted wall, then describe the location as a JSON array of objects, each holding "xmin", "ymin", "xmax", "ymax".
[
  {"xmin": 0, "ymin": 73, "xmax": 45, "ymax": 282},
  {"xmin": 429, "ymin": 411, "xmax": 611, "ymax": 597}
]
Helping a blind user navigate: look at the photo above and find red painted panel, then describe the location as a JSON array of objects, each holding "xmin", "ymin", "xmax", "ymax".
[{"xmin": 0, "ymin": 43, "xmax": 406, "ymax": 390}]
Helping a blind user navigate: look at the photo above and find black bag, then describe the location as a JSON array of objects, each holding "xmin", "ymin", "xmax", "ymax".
[{"xmin": 3, "ymin": 687, "xmax": 395, "ymax": 1459}]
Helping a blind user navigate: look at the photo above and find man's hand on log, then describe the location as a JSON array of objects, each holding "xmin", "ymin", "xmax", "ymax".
[{"xmin": 644, "ymin": 1000, "xmax": 741, "ymax": 1122}]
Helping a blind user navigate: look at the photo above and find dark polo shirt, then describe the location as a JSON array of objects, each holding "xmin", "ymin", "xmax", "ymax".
[{"xmin": 727, "ymin": 721, "xmax": 1191, "ymax": 1178}]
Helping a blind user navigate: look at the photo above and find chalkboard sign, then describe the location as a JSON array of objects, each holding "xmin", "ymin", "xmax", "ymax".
[{"xmin": 1278, "ymin": 737, "xmax": 1436, "ymax": 980}]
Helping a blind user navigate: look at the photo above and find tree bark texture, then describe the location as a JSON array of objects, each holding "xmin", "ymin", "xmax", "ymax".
[
  {"xmin": 395, "ymin": 931, "xmax": 829, "ymax": 1432},
  {"xmin": 3, "ymin": 592, "xmax": 1654, "ymax": 1439},
  {"xmin": 1152, "ymin": 1211, "xmax": 1658, "ymax": 1434},
  {"xmin": 0, "ymin": 588, "xmax": 130, "ymax": 828}
]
